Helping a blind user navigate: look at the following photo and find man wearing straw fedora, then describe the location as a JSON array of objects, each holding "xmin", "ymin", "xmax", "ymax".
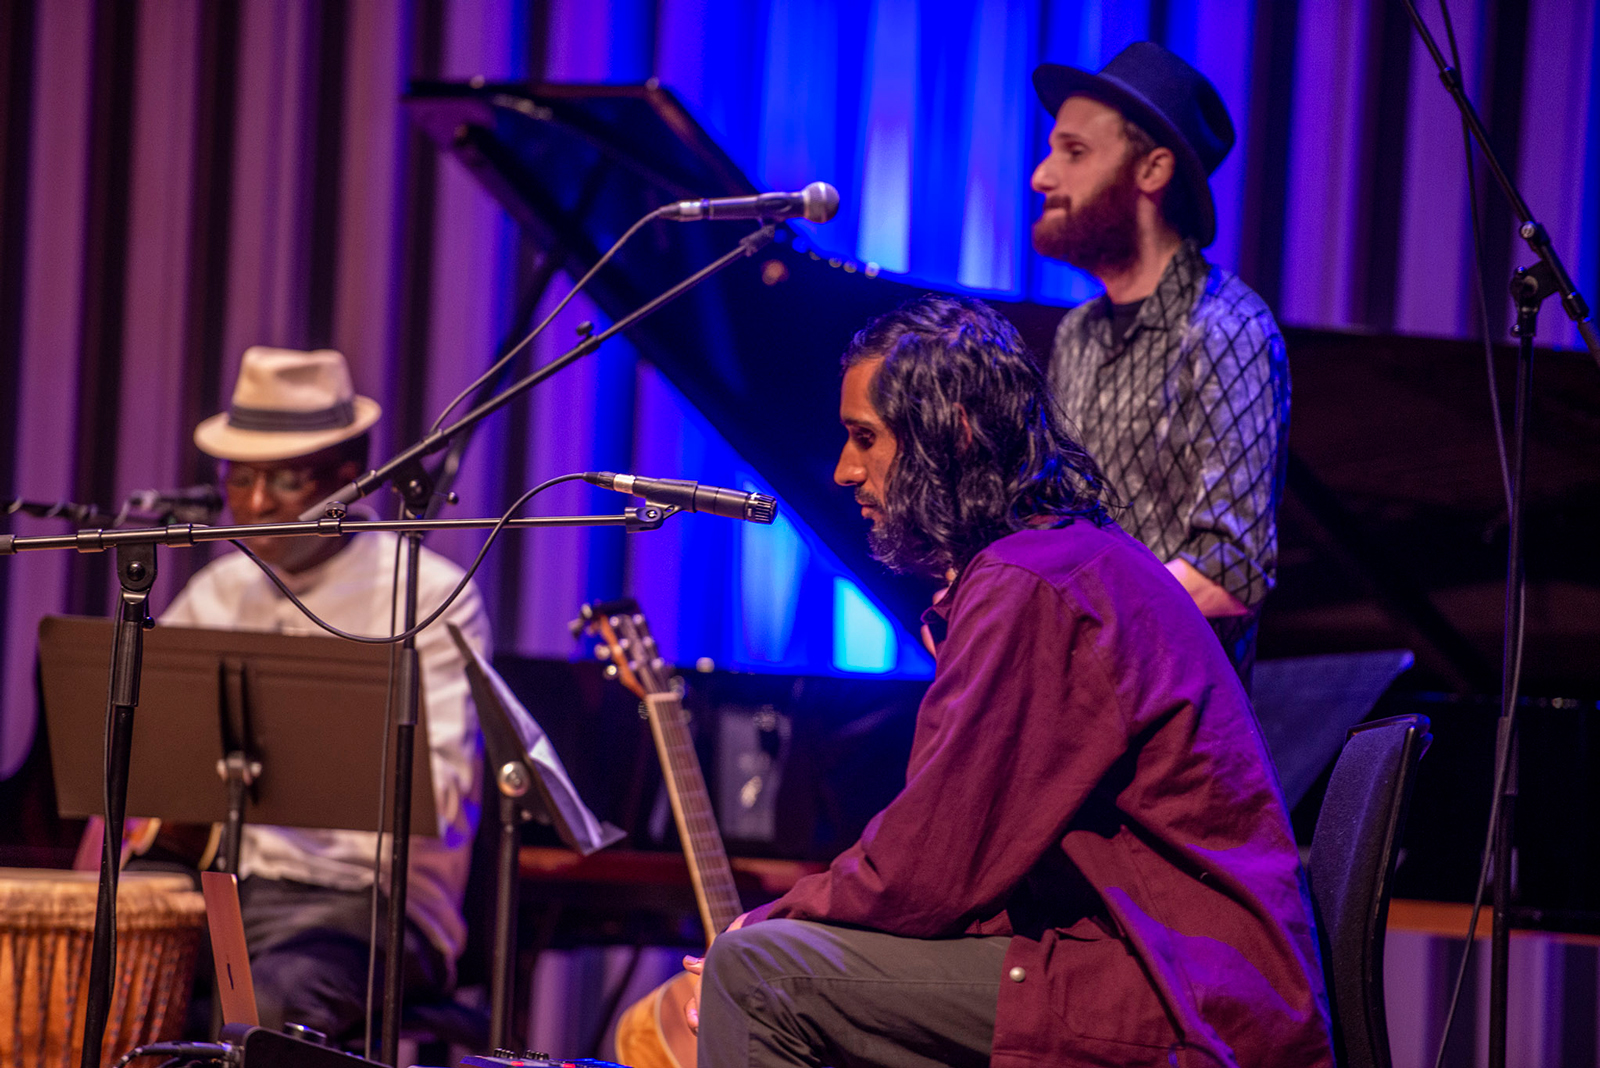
[
  {"xmin": 1032, "ymin": 42, "xmax": 1289, "ymax": 688},
  {"xmin": 162, "ymin": 346, "xmax": 490, "ymax": 1038}
]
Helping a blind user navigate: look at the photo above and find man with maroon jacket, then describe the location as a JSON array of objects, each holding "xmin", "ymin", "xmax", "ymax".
[{"xmin": 684, "ymin": 295, "xmax": 1333, "ymax": 1067}]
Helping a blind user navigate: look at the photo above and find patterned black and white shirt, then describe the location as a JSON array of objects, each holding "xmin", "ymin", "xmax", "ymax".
[{"xmin": 1048, "ymin": 239, "xmax": 1289, "ymax": 682}]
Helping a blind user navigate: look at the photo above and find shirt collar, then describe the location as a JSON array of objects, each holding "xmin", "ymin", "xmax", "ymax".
[{"xmin": 1086, "ymin": 238, "xmax": 1207, "ymax": 356}]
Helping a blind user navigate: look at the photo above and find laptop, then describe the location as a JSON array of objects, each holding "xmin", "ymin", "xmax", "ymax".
[{"xmin": 201, "ymin": 871, "xmax": 261, "ymax": 1027}]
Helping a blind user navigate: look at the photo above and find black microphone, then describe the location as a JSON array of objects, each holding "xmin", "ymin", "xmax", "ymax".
[
  {"xmin": 584, "ymin": 472, "xmax": 777, "ymax": 524},
  {"xmin": 126, "ymin": 485, "xmax": 224, "ymax": 523},
  {"xmin": 658, "ymin": 181, "xmax": 840, "ymax": 224},
  {"xmin": 4, "ymin": 497, "xmax": 112, "ymax": 526}
]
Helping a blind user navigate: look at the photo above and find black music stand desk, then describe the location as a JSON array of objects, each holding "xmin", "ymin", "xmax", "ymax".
[{"xmin": 39, "ymin": 615, "xmax": 438, "ymax": 872}]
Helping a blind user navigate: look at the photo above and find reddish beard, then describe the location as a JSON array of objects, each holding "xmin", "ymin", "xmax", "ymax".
[{"xmin": 1031, "ymin": 149, "xmax": 1142, "ymax": 276}]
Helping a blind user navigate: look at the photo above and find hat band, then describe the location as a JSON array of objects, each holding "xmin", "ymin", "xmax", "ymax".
[{"xmin": 227, "ymin": 400, "xmax": 356, "ymax": 433}]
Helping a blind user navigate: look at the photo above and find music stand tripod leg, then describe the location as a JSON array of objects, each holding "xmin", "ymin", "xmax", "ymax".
[
  {"xmin": 80, "ymin": 542, "xmax": 158, "ymax": 1068},
  {"xmin": 490, "ymin": 791, "xmax": 516, "ymax": 1049}
]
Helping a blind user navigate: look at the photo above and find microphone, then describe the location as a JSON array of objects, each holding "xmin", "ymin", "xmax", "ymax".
[
  {"xmin": 4, "ymin": 497, "xmax": 112, "ymax": 526},
  {"xmin": 125, "ymin": 485, "xmax": 224, "ymax": 523},
  {"xmin": 584, "ymin": 472, "xmax": 777, "ymax": 524},
  {"xmin": 658, "ymin": 181, "xmax": 840, "ymax": 224}
]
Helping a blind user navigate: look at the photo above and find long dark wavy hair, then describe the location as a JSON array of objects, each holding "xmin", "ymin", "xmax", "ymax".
[{"xmin": 844, "ymin": 295, "xmax": 1111, "ymax": 577}]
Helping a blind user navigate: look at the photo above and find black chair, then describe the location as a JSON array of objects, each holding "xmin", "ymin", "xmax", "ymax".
[{"xmin": 1307, "ymin": 714, "xmax": 1432, "ymax": 1068}]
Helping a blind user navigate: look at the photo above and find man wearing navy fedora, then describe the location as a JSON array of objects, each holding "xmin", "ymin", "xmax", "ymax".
[
  {"xmin": 1033, "ymin": 42, "xmax": 1289, "ymax": 686},
  {"xmin": 162, "ymin": 346, "xmax": 490, "ymax": 1040}
]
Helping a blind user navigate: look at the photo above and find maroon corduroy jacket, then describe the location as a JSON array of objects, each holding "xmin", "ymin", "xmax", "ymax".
[{"xmin": 744, "ymin": 523, "xmax": 1335, "ymax": 1067}]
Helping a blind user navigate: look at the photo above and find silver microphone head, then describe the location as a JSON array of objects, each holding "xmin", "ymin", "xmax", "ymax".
[
  {"xmin": 801, "ymin": 182, "xmax": 841, "ymax": 224},
  {"xmin": 744, "ymin": 493, "xmax": 778, "ymax": 524}
]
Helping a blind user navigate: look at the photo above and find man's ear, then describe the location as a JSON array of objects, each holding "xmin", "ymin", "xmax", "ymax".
[{"xmin": 1135, "ymin": 146, "xmax": 1176, "ymax": 195}]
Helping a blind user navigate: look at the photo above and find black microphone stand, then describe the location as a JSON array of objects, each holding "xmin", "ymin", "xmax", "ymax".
[
  {"xmin": 301, "ymin": 221, "xmax": 777, "ymax": 1064},
  {"xmin": 1398, "ymin": 6, "xmax": 1600, "ymax": 1068},
  {"xmin": 0, "ymin": 507, "xmax": 666, "ymax": 1068}
]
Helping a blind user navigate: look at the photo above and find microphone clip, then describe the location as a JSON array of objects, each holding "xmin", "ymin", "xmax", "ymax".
[{"xmin": 625, "ymin": 505, "xmax": 671, "ymax": 532}]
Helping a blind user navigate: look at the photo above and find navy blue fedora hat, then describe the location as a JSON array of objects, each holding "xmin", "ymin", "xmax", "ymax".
[{"xmin": 1033, "ymin": 41, "xmax": 1235, "ymax": 246}]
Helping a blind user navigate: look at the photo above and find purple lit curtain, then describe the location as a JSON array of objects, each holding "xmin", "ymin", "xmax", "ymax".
[{"xmin": 4, "ymin": 0, "xmax": 1599, "ymax": 766}]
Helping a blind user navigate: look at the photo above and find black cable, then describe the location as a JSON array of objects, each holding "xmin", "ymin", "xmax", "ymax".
[
  {"xmin": 428, "ymin": 208, "xmax": 664, "ymax": 434},
  {"xmin": 224, "ymin": 474, "xmax": 581, "ymax": 1052},
  {"xmin": 1442, "ymin": 6, "xmax": 1514, "ymax": 511},
  {"xmin": 228, "ymin": 476, "xmax": 579, "ymax": 1050},
  {"xmin": 219, "ymin": 476, "xmax": 582, "ymax": 1048},
  {"xmin": 112, "ymin": 1042, "xmax": 229, "ymax": 1068},
  {"xmin": 227, "ymin": 473, "xmax": 584, "ymax": 645},
  {"xmin": 1428, "ymin": 3, "xmax": 1526, "ymax": 1065}
]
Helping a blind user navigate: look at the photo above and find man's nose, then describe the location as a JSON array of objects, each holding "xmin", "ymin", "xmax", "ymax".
[
  {"xmin": 246, "ymin": 477, "xmax": 277, "ymax": 515},
  {"xmin": 834, "ymin": 448, "xmax": 863, "ymax": 487},
  {"xmin": 1030, "ymin": 157, "xmax": 1052, "ymax": 194}
]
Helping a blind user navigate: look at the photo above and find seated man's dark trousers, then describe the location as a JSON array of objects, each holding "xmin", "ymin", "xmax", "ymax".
[
  {"xmin": 239, "ymin": 876, "xmax": 448, "ymax": 1040},
  {"xmin": 697, "ymin": 918, "xmax": 1010, "ymax": 1068}
]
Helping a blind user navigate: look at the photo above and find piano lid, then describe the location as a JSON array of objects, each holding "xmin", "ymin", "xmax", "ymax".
[{"xmin": 405, "ymin": 80, "xmax": 938, "ymax": 626}]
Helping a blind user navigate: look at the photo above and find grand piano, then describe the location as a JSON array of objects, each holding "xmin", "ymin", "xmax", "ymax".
[{"xmin": 403, "ymin": 82, "xmax": 1600, "ymax": 950}]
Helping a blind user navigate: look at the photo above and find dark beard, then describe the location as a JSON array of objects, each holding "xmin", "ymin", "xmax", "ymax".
[
  {"xmin": 1031, "ymin": 152, "xmax": 1141, "ymax": 276},
  {"xmin": 861, "ymin": 489, "xmax": 944, "ymax": 578}
]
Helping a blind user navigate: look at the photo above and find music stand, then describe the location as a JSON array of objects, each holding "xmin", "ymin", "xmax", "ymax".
[
  {"xmin": 447, "ymin": 622, "xmax": 622, "ymax": 1048},
  {"xmin": 1252, "ymin": 649, "xmax": 1415, "ymax": 809},
  {"xmin": 38, "ymin": 615, "xmax": 439, "ymax": 875}
]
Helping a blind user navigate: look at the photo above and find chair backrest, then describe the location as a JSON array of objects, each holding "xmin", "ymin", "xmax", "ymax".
[{"xmin": 1307, "ymin": 713, "xmax": 1431, "ymax": 1068}]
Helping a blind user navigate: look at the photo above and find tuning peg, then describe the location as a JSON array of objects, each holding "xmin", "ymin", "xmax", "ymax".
[
  {"xmin": 594, "ymin": 645, "xmax": 611, "ymax": 661},
  {"xmin": 603, "ymin": 663, "xmax": 619, "ymax": 680},
  {"xmin": 568, "ymin": 603, "xmax": 596, "ymax": 637}
]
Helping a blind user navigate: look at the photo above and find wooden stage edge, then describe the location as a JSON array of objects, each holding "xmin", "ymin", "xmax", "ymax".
[
  {"xmin": 1386, "ymin": 899, "xmax": 1600, "ymax": 946},
  {"xmin": 519, "ymin": 849, "xmax": 1600, "ymax": 947}
]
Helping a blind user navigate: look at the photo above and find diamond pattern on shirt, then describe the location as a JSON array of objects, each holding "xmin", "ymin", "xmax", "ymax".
[{"xmin": 1047, "ymin": 240, "xmax": 1290, "ymax": 681}]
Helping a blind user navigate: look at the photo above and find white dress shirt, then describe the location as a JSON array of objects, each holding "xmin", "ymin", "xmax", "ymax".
[{"xmin": 161, "ymin": 531, "xmax": 489, "ymax": 969}]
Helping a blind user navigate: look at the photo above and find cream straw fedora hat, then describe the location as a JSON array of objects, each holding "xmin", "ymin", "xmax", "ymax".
[{"xmin": 194, "ymin": 347, "xmax": 381, "ymax": 462}]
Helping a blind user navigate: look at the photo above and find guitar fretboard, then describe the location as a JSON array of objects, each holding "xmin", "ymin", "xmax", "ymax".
[{"xmin": 644, "ymin": 692, "xmax": 743, "ymax": 941}]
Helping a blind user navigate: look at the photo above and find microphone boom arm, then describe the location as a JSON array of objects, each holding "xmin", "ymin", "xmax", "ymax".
[{"xmin": 303, "ymin": 223, "xmax": 780, "ymax": 521}]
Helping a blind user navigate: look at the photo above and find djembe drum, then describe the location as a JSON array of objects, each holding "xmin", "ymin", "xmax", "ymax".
[{"xmin": 0, "ymin": 869, "xmax": 206, "ymax": 1068}]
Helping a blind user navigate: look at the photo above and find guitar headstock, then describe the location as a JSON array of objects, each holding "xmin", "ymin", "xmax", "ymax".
[{"xmin": 573, "ymin": 597, "xmax": 671, "ymax": 699}]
